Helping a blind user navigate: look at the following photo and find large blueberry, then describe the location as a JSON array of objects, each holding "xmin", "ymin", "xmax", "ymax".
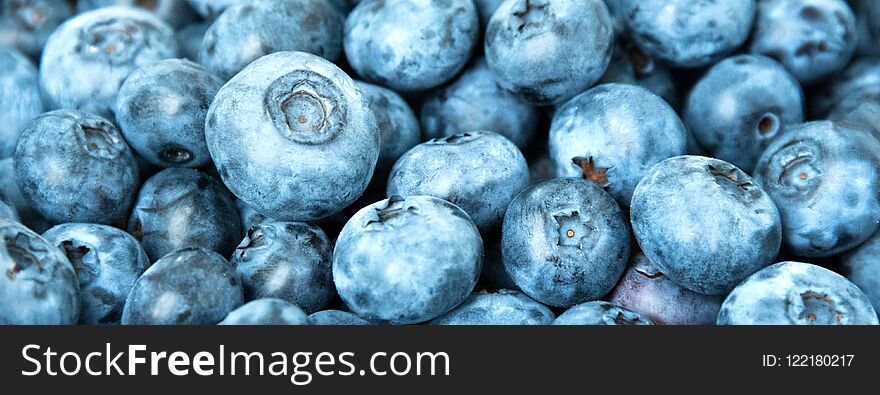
[
  {"xmin": 485, "ymin": 0, "xmax": 613, "ymax": 105},
  {"xmin": 0, "ymin": 45, "xmax": 43, "ymax": 158},
  {"xmin": 128, "ymin": 168, "xmax": 241, "ymax": 262},
  {"xmin": 200, "ymin": 0, "xmax": 343, "ymax": 81},
  {"xmin": 388, "ymin": 131, "xmax": 528, "ymax": 234},
  {"xmin": 607, "ymin": 253, "xmax": 723, "ymax": 325},
  {"xmin": 333, "ymin": 195, "xmax": 483, "ymax": 324},
  {"xmin": 502, "ymin": 178, "xmax": 630, "ymax": 307},
  {"xmin": 685, "ymin": 55, "xmax": 804, "ymax": 173},
  {"xmin": 14, "ymin": 110, "xmax": 139, "ymax": 225},
  {"xmin": 233, "ymin": 221, "xmax": 334, "ymax": 313},
  {"xmin": 552, "ymin": 301, "xmax": 653, "ymax": 325},
  {"xmin": 0, "ymin": 218, "xmax": 79, "ymax": 324},
  {"xmin": 0, "ymin": 0, "xmax": 72, "ymax": 58},
  {"xmin": 549, "ymin": 83, "xmax": 687, "ymax": 208},
  {"xmin": 840, "ymin": 231, "xmax": 880, "ymax": 313},
  {"xmin": 753, "ymin": 121, "xmax": 880, "ymax": 257},
  {"xmin": 598, "ymin": 42, "xmax": 679, "ymax": 109},
  {"xmin": 749, "ymin": 0, "xmax": 856, "ymax": 85},
  {"xmin": 420, "ymin": 58, "xmax": 539, "ymax": 149},
  {"xmin": 355, "ymin": 80, "xmax": 420, "ymax": 180},
  {"xmin": 121, "ymin": 247, "xmax": 243, "ymax": 325},
  {"xmin": 620, "ymin": 0, "xmax": 755, "ymax": 68},
  {"xmin": 718, "ymin": 261, "xmax": 878, "ymax": 325},
  {"xmin": 116, "ymin": 59, "xmax": 223, "ymax": 168},
  {"xmin": 631, "ymin": 156, "xmax": 782, "ymax": 295},
  {"xmin": 307, "ymin": 309, "xmax": 371, "ymax": 326},
  {"xmin": 43, "ymin": 223, "xmax": 149, "ymax": 324},
  {"xmin": 39, "ymin": 7, "xmax": 178, "ymax": 118},
  {"xmin": 428, "ymin": 290, "xmax": 554, "ymax": 325},
  {"xmin": 344, "ymin": 0, "xmax": 478, "ymax": 92},
  {"xmin": 218, "ymin": 298, "xmax": 308, "ymax": 325},
  {"xmin": 206, "ymin": 51, "xmax": 379, "ymax": 222}
]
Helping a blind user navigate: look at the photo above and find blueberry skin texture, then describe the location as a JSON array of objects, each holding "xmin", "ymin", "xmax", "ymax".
[
  {"xmin": 205, "ymin": 51, "xmax": 380, "ymax": 222},
  {"xmin": 485, "ymin": 0, "xmax": 613, "ymax": 105},
  {"xmin": 552, "ymin": 301, "xmax": 653, "ymax": 325},
  {"xmin": 387, "ymin": 131, "xmax": 529, "ymax": 234},
  {"xmin": 685, "ymin": 55, "xmax": 805, "ymax": 174},
  {"xmin": 598, "ymin": 42, "xmax": 679, "ymax": 110},
  {"xmin": 620, "ymin": 0, "xmax": 755, "ymax": 68},
  {"xmin": 355, "ymin": 80, "xmax": 420, "ymax": 178},
  {"xmin": 502, "ymin": 178, "xmax": 630, "ymax": 308},
  {"xmin": 420, "ymin": 58, "xmax": 539, "ymax": 149},
  {"xmin": 754, "ymin": 121, "xmax": 880, "ymax": 257},
  {"xmin": 218, "ymin": 298, "xmax": 309, "ymax": 325},
  {"xmin": 39, "ymin": 7, "xmax": 178, "ymax": 119},
  {"xmin": 13, "ymin": 110, "xmax": 139, "ymax": 225},
  {"xmin": 116, "ymin": 59, "xmax": 223, "ymax": 168},
  {"xmin": 428, "ymin": 290, "xmax": 554, "ymax": 325},
  {"xmin": 631, "ymin": 156, "xmax": 782, "ymax": 295},
  {"xmin": 344, "ymin": 0, "xmax": 478, "ymax": 92},
  {"xmin": 0, "ymin": 158, "xmax": 50, "ymax": 232},
  {"xmin": 128, "ymin": 168, "xmax": 241, "ymax": 262},
  {"xmin": 0, "ymin": 218, "xmax": 79, "ymax": 324},
  {"xmin": 333, "ymin": 195, "xmax": 483, "ymax": 324},
  {"xmin": 307, "ymin": 309, "xmax": 371, "ymax": 325},
  {"xmin": 0, "ymin": 0, "xmax": 72, "ymax": 58},
  {"xmin": 607, "ymin": 253, "xmax": 723, "ymax": 325},
  {"xmin": 42, "ymin": 223, "xmax": 149, "ymax": 324},
  {"xmin": 0, "ymin": 198, "xmax": 18, "ymax": 221},
  {"xmin": 0, "ymin": 45, "xmax": 43, "ymax": 158},
  {"xmin": 233, "ymin": 221, "xmax": 334, "ymax": 314},
  {"xmin": 121, "ymin": 247, "xmax": 243, "ymax": 325},
  {"xmin": 200, "ymin": 0, "xmax": 344, "ymax": 81},
  {"xmin": 550, "ymin": 84, "xmax": 687, "ymax": 208},
  {"xmin": 749, "ymin": 0, "xmax": 857, "ymax": 85},
  {"xmin": 718, "ymin": 261, "xmax": 879, "ymax": 325},
  {"xmin": 840, "ymin": 231, "xmax": 880, "ymax": 312}
]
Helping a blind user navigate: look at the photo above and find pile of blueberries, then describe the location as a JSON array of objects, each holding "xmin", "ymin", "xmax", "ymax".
[{"xmin": 2, "ymin": 0, "xmax": 880, "ymax": 326}]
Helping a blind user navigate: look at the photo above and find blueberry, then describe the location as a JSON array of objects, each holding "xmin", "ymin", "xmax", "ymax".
[
  {"xmin": 598, "ymin": 42, "xmax": 679, "ymax": 109},
  {"xmin": 812, "ymin": 56, "xmax": 880, "ymax": 118},
  {"xmin": 428, "ymin": 289, "xmax": 554, "ymax": 325},
  {"xmin": 206, "ymin": 51, "xmax": 380, "ymax": 222},
  {"xmin": 307, "ymin": 309, "xmax": 371, "ymax": 326},
  {"xmin": 502, "ymin": 178, "xmax": 630, "ymax": 307},
  {"xmin": 355, "ymin": 80, "xmax": 421, "ymax": 180},
  {"xmin": 333, "ymin": 195, "xmax": 483, "ymax": 324},
  {"xmin": 200, "ymin": 0, "xmax": 344, "ymax": 81},
  {"xmin": 0, "ymin": 158, "xmax": 50, "ymax": 232},
  {"xmin": 185, "ymin": 0, "xmax": 242, "ymax": 19},
  {"xmin": 14, "ymin": 110, "xmax": 139, "ymax": 225},
  {"xmin": 607, "ymin": 253, "xmax": 723, "ymax": 325},
  {"xmin": 39, "ymin": 7, "xmax": 177, "ymax": 119},
  {"xmin": 218, "ymin": 298, "xmax": 309, "ymax": 325},
  {"xmin": 718, "ymin": 261, "xmax": 878, "ymax": 325},
  {"xmin": 116, "ymin": 59, "xmax": 223, "ymax": 168},
  {"xmin": 420, "ymin": 58, "xmax": 539, "ymax": 149},
  {"xmin": 388, "ymin": 131, "xmax": 529, "ymax": 234},
  {"xmin": 175, "ymin": 22, "xmax": 209, "ymax": 62},
  {"xmin": 549, "ymin": 83, "xmax": 687, "ymax": 208},
  {"xmin": 552, "ymin": 301, "xmax": 653, "ymax": 325},
  {"xmin": 0, "ymin": 45, "xmax": 43, "ymax": 158},
  {"xmin": 753, "ymin": 121, "xmax": 880, "ymax": 257},
  {"xmin": 0, "ymin": 0, "xmax": 72, "ymax": 58},
  {"xmin": 749, "ymin": 0, "xmax": 856, "ymax": 85},
  {"xmin": 42, "ymin": 223, "xmax": 149, "ymax": 324},
  {"xmin": 620, "ymin": 0, "xmax": 755, "ymax": 68},
  {"xmin": 344, "ymin": 0, "xmax": 478, "ymax": 92},
  {"xmin": 685, "ymin": 55, "xmax": 804, "ymax": 173},
  {"xmin": 0, "ymin": 218, "xmax": 79, "ymax": 324},
  {"xmin": 631, "ymin": 156, "xmax": 782, "ymax": 295},
  {"xmin": 121, "ymin": 247, "xmax": 243, "ymax": 325},
  {"xmin": 485, "ymin": 0, "xmax": 613, "ymax": 105},
  {"xmin": 233, "ymin": 221, "xmax": 334, "ymax": 313},
  {"xmin": 0, "ymin": 197, "xmax": 18, "ymax": 221},
  {"xmin": 128, "ymin": 168, "xmax": 241, "ymax": 262},
  {"xmin": 840, "ymin": 230, "xmax": 880, "ymax": 313}
]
